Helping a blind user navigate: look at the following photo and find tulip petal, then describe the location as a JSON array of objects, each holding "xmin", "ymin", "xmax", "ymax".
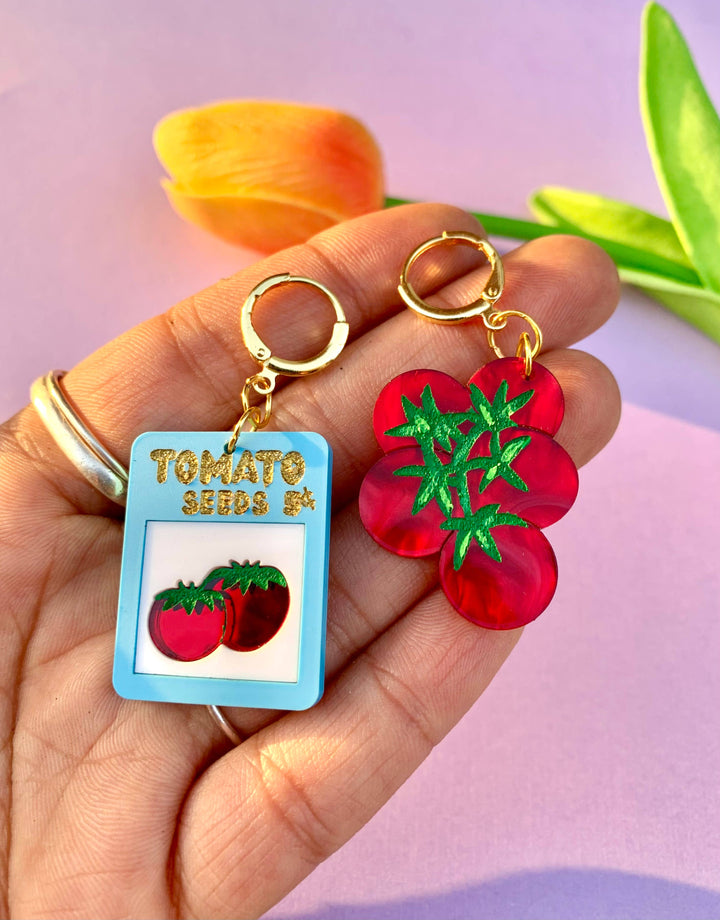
[
  {"xmin": 162, "ymin": 181, "xmax": 339, "ymax": 250},
  {"xmin": 154, "ymin": 100, "xmax": 384, "ymax": 250}
]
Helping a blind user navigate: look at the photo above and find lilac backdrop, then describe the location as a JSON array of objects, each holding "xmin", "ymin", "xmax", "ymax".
[{"xmin": 2, "ymin": 1, "xmax": 720, "ymax": 917}]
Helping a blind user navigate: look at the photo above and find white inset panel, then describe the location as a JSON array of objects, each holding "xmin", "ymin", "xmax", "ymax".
[{"xmin": 134, "ymin": 521, "xmax": 305, "ymax": 682}]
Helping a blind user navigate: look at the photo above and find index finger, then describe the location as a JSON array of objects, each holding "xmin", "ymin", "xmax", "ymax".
[{"xmin": 29, "ymin": 203, "xmax": 486, "ymax": 511}]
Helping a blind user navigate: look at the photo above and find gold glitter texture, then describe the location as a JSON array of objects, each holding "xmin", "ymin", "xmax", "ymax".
[
  {"xmin": 150, "ymin": 449, "xmax": 177, "ymax": 483},
  {"xmin": 281, "ymin": 450, "xmax": 305, "ymax": 485}
]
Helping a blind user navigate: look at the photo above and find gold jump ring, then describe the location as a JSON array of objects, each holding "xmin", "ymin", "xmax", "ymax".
[{"xmin": 484, "ymin": 309, "xmax": 543, "ymax": 378}]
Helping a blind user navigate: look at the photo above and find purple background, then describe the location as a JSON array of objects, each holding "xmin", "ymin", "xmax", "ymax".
[{"xmin": 2, "ymin": 1, "xmax": 720, "ymax": 917}]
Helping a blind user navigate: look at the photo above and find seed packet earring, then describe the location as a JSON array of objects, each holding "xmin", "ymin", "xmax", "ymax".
[
  {"xmin": 114, "ymin": 274, "xmax": 348, "ymax": 710},
  {"xmin": 359, "ymin": 232, "xmax": 579, "ymax": 630}
]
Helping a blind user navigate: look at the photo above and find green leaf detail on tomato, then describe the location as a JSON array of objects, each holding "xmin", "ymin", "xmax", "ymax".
[
  {"xmin": 154, "ymin": 581, "xmax": 227, "ymax": 615},
  {"xmin": 201, "ymin": 559, "xmax": 287, "ymax": 594},
  {"xmin": 149, "ymin": 582, "xmax": 227, "ymax": 661},
  {"xmin": 386, "ymin": 377, "xmax": 534, "ymax": 563},
  {"xmin": 385, "ymin": 386, "xmax": 468, "ymax": 451},
  {"xmin": 440, "ymin": 504, "xmax": 529, "ymax": 569}
]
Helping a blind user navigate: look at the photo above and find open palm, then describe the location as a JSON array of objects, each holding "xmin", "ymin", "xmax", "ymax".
[{"xmin": 0, "ymin": 204, "xmax": 620, "ymax": 919}]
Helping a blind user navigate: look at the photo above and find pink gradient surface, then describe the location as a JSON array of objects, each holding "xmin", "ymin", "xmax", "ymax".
[{"xmin": 2, "ymin": 1, "xmax": 720, "ymax": 917}]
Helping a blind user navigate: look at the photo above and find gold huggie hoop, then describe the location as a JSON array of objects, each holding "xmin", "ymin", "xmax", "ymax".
[
  {"xmin": 228, "ymin": 274, "xmax": 349, "ymax": 454},
  {"xmin": 398, "ymin": 231, "xmax": 504, "ymax": 323},
  {"xmin": 398, "ymin": 230, "xmax": 544, "ymax": 379},
  {"xmin": 241, "ymin": 274, "xmax": 349, "ymax": 380}
]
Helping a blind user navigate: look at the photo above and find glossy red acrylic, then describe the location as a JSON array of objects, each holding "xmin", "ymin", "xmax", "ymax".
[{"xmin": 359, "ymin": 358, "xmax": 578, "ymax": 629}]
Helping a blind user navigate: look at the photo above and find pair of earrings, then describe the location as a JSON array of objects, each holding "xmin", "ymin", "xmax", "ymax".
[{"xmin": 113, "ymin": 231, "xmax": 578, "ymax": 713}]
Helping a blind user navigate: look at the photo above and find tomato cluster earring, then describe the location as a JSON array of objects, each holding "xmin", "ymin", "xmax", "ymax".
[{"xmin": 359, "ymin": 232, "xmax": 579, "ymax": 630}]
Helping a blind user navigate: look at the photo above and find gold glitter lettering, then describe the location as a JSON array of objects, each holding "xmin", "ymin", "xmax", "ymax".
[
  {"xmin": 252, "ymin": 491, "xmax": 269, "ymax": 516},
  {"xmin": 217, "ymin": 490, "xmax": 233, "ymax": 515},
  {"xmin": 283, "ymin": 491, "xmax": 301, "ymax": 516},
  {"xmin": 255, "ymin": 449, "xmax": 283, "ymax": 486},
  {"xmin": 283, "ymin": 487, "xmax": 316, "ymax": 516},
  {"xmin": 175, "ymin": 450, "xmax": 199, "ymax": 485},
  {"xmin": 200, "ymin": 490, "xmax": 215, "ymax": 514},
  {"xmin": 281, "ymin": 450, "xmax": 305, "ymax": 485},
  {"xmin": 200, "ymin": 450, "xmax": 232, "ymax": 485},
  {"xmin": 150, "ymin": 449, "xmax": 177, "ymax": 483},
  {"xmin": 182, "ymin": 490, "xmax": 199, "ymax": 515},
  {"xmin": 231, "ymin": 450, "xmax": 259, "ymax": 484},
  {"xmin": 234, "ymin": 491, "xmax": 250, "ymax": 515},
  {"xmin": 300, "ymin": 486, "xmax": 316, "ymax": 510}
]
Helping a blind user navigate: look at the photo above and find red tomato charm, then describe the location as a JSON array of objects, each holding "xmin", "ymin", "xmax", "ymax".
[
  {"xmin": 468, "ymin": 357, "xmax": 564, "ymax": 435},
  {"xmin": 203, "ymin": 560, "xmax": 290, "ymax": 651},
  {"xmin": 373, "ymin": 369, "xmax": 471, "ymax": 453},
  {"xmin": 466, "ymin": 427, "xmax": 578, "ymax": 528},
  {"xmin": 359, "ymin": 358, "xmax": 577, "ymax": 629},
  {"xmin": 358, "ymin": 447, "xmax": 450, "ymax": 556},
  {"xmin": 439, "ymin": 525, "xmax": 558, "ymax": 630},
  {"xmin": 148, "ymin": 583, "xmax": 227, "ymax": 661}
]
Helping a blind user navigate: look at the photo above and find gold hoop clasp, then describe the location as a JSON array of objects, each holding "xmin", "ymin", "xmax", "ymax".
[
  {"xmin": 228, "ymin": 274, "xmax": 349, "ymax": 454},
  {"xmin": 398, "ymin": 231, "xmax": 504, "ymax": 323},
  {"xmin": 240, "ymin": 274, "xmax": 349, "ymax": 380}
]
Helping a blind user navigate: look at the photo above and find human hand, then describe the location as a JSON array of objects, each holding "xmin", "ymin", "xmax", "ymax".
[{"xmin": 0, "ymin": 204, "xmax": 620, "ymax": 919}]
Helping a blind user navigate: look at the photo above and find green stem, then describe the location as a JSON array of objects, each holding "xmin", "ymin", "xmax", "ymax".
[
  {"xmin": 448, "ymin": 422, "xmax": 477, "ymax": 518},
  {"xmin": 416, "ymin": 429, "xmax": 452, "ymax": 509},
  {"xmin": 474, "ymin": 431, "xmax": 503, "ymax": 497},
  {"xmin": 457, "ymin": 475, "xmax": 473, "ymax": 518},
  {"xmin": 385, "ymin": 197, "xmax": 701, "ymax": 285},
  {"xmin": 386, "ymin": 196, "xmax": 573, "ymax": 243}
]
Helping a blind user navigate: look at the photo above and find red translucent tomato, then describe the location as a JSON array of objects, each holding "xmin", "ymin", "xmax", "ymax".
[
  {"xmin": 148, "ymin": 583, "xmax": 226, "ymax": 661},
  {"xmin": 466, "ymin": 427, "xmax": 578, "ymax": 527},
  {"xmin": 468, "ymin": 357, "xmax": 564, "ymax": 435},
  {"xmin": 359, "ymin": 447, "xmax": 450, "ymax": 556},
  {"xmin": 203, "ymin": 560, "xmax": 290, "ymax": 651},
  {"xmin": 440, "ymin": 525, "xmax": 558, "ymax": 630},
  {"xmin": 373, "ymin": 369, "xmax": 471, "ymax": 452}
]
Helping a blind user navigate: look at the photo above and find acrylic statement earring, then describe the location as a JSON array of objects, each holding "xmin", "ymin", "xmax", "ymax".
[
  {"xmin": 359, "ymin": 232, "xmax": 578, "ymax": 630},
  {"xmin": 114, "ymin": 274, "xmax": 348, "ymax": 710}
]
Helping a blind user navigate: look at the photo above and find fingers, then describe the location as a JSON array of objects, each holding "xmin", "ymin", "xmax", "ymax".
[
  {"xmin": 540, "ymin": 348, "xmax": 622, "ymax": 467},
  {"xmin": 176, "ymin": 587, "xmax": 519, "ymax": 919},
  {"xmin": 15, "ymin": 209, "xmax": 621, "ymax": 745},
  {"xmin": 270, "ymin": 235, "xmax": 619, "ymax": 509},
  {"xmin": 30, "ymin": 203, "xmax": 484, "ymax": 511},
  {"xmin": 212, "ymin": 346, "xmax": 621, "ymax": 739},
  {"xmin": 324, "ymin": 347, "xmax": 620, "ymax": 664},
  {"xmin": 434, "ymin": 232, "xmax": 619, "ymax": 350},
  {"xmin": 22, "ymin": 208, "xmax": 618, "ymax": 519}
]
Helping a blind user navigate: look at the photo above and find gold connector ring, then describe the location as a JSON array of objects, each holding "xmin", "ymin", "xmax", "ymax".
[
  {"xmin": 226, "ymin": 405, "xmax": 262, "ymax": 455},
  {"xmin": 516, "ymin": 332, "xmax": 534, "ymax": 378},
  {"xmin": 240, "ymin": 274, "xmax": 349, "ymax": 378},
  {"xmin": 485, "ymin": 309, "xmax": 543, "ymax": 374},
  {"xmin": 398, "ymin": 231, "xmax": 504, "ymax": 323}
]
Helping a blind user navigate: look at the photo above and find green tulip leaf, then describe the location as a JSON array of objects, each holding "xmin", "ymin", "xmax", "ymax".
[
  {"xmin": 641, "ymin": 2, "xmax": 720, "ymax": 292},
  {"xmin": 620, "ymin": 267, "xmax": 720, "ymax": 345},
  {"xmin": 529, "ymin": 186, "xmax": 698, "ymax": 285}
]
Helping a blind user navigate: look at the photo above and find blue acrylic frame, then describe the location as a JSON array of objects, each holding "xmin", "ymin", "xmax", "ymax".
[{"xmin": 113, "ymin": 430, "xmax": 332, "ymax": 710}]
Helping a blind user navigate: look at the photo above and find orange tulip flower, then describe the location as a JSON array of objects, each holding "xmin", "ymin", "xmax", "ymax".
[{"xmin": 153, "ymin": 100, "xmax": 385, "ymax": 252}]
